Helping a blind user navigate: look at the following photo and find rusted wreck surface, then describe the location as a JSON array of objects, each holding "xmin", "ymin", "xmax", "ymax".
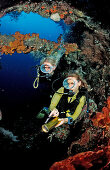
[
  {"xmin": 50, "ymin": 96, "xmax": 110, "ymax": 169},
  {"xmin": 50, "ymin": 146, "xmax": 110, "ymax": 170}
]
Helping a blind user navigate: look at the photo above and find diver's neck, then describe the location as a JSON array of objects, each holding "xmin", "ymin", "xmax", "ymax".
[{"xmin": 69, "ymin": 89, "xmax": 79, "ymax": 95}]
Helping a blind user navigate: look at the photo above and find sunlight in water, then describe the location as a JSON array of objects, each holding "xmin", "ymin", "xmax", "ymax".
[{"xmin": 0, "ymin": 11, "xmax": 65, "ymax": 42}]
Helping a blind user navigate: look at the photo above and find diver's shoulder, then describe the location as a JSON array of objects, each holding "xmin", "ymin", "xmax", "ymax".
[{"xmin": 57, "ymin": 87, "xmax": 64, "ymax": 93}]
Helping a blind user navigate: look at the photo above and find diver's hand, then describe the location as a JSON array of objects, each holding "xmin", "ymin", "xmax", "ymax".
[
  {"xmin": 55, "ymin": 118, "xmax": 68, "ymax": 127},
  {"xmin": 49, "ymin": 108, "xmax": 59, "ymax": 117}
]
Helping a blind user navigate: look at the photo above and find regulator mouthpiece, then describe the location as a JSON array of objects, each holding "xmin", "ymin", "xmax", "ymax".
[
  {"xmin": 63, "ymin": 77, "xmax": 77, "ymax": 89},
  {"xmin": 40, "ymin": 64, "xmax": 54, "ymax": 74}
]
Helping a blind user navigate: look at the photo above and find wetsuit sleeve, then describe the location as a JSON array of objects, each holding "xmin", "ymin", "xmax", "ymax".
[
  {"xmin": 49, "ymin": 87, "xmax": 64, "ymax": 111},
  {"xmin": 66, "ymin": 96, "xmax": 86, "ymax": 121}
]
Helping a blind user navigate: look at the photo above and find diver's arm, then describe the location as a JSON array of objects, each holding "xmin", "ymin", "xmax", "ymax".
[
  {"xmin": 66, "ymin": 96, "xmax": 86, "ymax": 121},
  {"xmin": 49, "ymin": 87, "xmax": 64, "ymax": 111}
]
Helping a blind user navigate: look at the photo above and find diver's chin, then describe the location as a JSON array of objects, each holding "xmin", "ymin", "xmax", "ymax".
[
  {"xmin": 69, "ymin": 89, "xmax": 74, "ymax": 92},
  {"xmin": 46, "ymin": 70, "xmax": 53, "ymax": 74},
  {"xmin": 50, "ymin": 71, "xmax": 54, "ymax": 75},
  {"xmin": 68, "ymin": 90, "xmax": 75, "ymax": 96},
  {"xmin": 69, "ymin": 89, "xmax": 76, "ymax": 94}
]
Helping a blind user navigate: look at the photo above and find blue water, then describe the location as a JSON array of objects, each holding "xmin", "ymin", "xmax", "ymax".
[
  {"xmin": 0, "ymin": 11, "xmax": 68, "ymax": 118},
  {"xmin": 0, "ymin": 11, "xmax": 70, "ymax": 125},
  {"xmin": 0, "ymin": 52, "xmax": 51, "ymax": 116},
  {"xmin": 0, "ymin": 11, "xmax": 65, "ymax": 42},
  {"xmin": 0, "ymin": 53, "xmax": 38, "ymax": 102}
]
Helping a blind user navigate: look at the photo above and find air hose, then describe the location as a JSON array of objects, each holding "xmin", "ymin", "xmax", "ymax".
[{"xmin": 33, "ymin": 72, "xmax": 40, "ymax": 89}]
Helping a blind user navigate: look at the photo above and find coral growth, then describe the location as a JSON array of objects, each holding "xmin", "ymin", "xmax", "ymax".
[
  {"xmin": 47, "ymin": 42, "xmax": 79, "ymax": 55},
  {"xmin": 64, "ymin": 43, "xmax": 80, "ymax": 54},
  {"xmin": 0, "ymin": 32, "xmax": 41, "ymax": 55},
  {"xmin": 1, "ymin": 32, "xmax": 29, "ymax": 54},
  {"xmin": 50, "ymin": 146, "xmax": 110, "ymax": 170},
  {"xmin": 1, "ymin": 1, "xmax": 86, "ymax": 25},
  {"xmin": 0, "ymin": 1, "xmax": 109, "ymax": 169},
  {"xmin": 50, "ymin": 97, "xmax": 110, "ymax": 169},
  {"xmin": 66, "ymin": 27, "xmax": 110, "ymax": 108},
  {"xmin": 91, "ymin": 96, "xmax": 110, "ymax": 130},
  {"xmin": 0, "ymin": 11, "xmax": 6, "ymax": 18},
  {"xmin": 0, "ymin": 30, "xmax": 79, "ymax": 55},
  {"xmin": 81, "ymin": 31, "xmax": 110, "ymax": 65},
  {"xmin": 68, "ymin": 97, "xmax": 110, "ymax": 153}
]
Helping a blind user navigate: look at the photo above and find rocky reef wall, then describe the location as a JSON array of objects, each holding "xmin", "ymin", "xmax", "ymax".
[{"xmin": 0, "ymin": 1, "xmax": 110, "ymax": 169}]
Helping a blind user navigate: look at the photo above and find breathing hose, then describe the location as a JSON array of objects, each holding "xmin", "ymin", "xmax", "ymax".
[{"xmin": 33, "ymin": 72, "xmax": 40, "ymax": 89}]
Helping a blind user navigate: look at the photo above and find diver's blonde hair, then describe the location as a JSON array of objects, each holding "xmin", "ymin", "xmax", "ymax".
[{"xmin": 40, "ymin": 57, "xmax": 56, "ymax": 66}]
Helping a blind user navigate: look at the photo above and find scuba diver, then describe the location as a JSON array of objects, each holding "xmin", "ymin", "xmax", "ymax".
[
  {"xmin": 39, "ymin": 57, "xmax": 57, "ymax": 79},
  {"xmin": 39, "ymin": 72, "xmax": 88, "ymax": 123},
  {"xmin": 33, "ymin": 57, "xmax": 56, "ymax": 89},
  {"xmin": 36, "ymin": 71, "xmax": 97, "ymax": 143},
  {"xmin": 48, "ymin": 72, "xmax": 88, "ymax": 125},
  {"xmin": 33, "ymin": 35, "xmax": 66, "ymax": 89}
]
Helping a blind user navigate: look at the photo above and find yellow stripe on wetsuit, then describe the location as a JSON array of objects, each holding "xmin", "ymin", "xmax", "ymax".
[{"xmin": 49, "ymin": 87, "xmax": 86, "ymax": 121}]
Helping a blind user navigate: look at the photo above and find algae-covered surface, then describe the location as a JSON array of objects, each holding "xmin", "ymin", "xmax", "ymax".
[{"xmin": 0, "ymin": 1, "xmax": 110, "ymax": 169}]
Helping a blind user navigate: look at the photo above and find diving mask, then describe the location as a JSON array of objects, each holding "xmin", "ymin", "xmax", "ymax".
[
  {"xmin": 63, "ymin": 77, "xmax": 78, "ymax": 90},
  {"xmin": 40, "ymin": 64, "xmax": 54, "ymax": 74}
]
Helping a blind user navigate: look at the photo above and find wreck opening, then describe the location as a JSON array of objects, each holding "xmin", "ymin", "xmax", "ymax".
[
  {"xmin": 0, "ymin": 11, "xmax": 65, "ymax": 42},
  {"xmin": 0, "ymin": 10, "xmax": 70, "ymax": 131}
]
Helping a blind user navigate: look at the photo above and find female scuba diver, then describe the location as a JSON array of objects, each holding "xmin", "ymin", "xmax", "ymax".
[
  {"xmin": 48, "ymin": 72, "xmax": 88, "ymax": 127},
  {"xmin": 38, "ymin": 72, "xmax": 97, "ymax": 143}
]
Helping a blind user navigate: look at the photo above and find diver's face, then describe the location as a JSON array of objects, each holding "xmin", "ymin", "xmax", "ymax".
[
  {"xmin": 43, "ymin": 62, "xmax": 55, "ymax": 74},
  {"xmin": 67, "ymin": 77, "xmax": 81, "ymax": 92},
  {"xmin": 44, "ymin": 62, "xmax": 52, "ymax": 72}
]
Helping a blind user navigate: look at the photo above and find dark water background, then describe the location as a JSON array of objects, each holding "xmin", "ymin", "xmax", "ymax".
[
  {"xmin": 0, "ymin": 10, "xmax": 91, "ymax": 169},
  {"xmin": 0, "ymin": 11, "xmax": 69, "ymax": 169},
  {"xmin": 0, "ymin": 11, "xmax": 77, "ymax": 129},
  {"xmin": 0, "ymin": 9, "xmax": 94, "ymax": 169},
  {"xmin": 0, "ymin": 1, "xmax": 109, "ymax": 169},
  {"xmin": 0, "ymin": 11, "xmax": 65, "ymax": 122},
  {"xmin": 0, "ymin": 53, "xmax": 39, "ymax": 121}
]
